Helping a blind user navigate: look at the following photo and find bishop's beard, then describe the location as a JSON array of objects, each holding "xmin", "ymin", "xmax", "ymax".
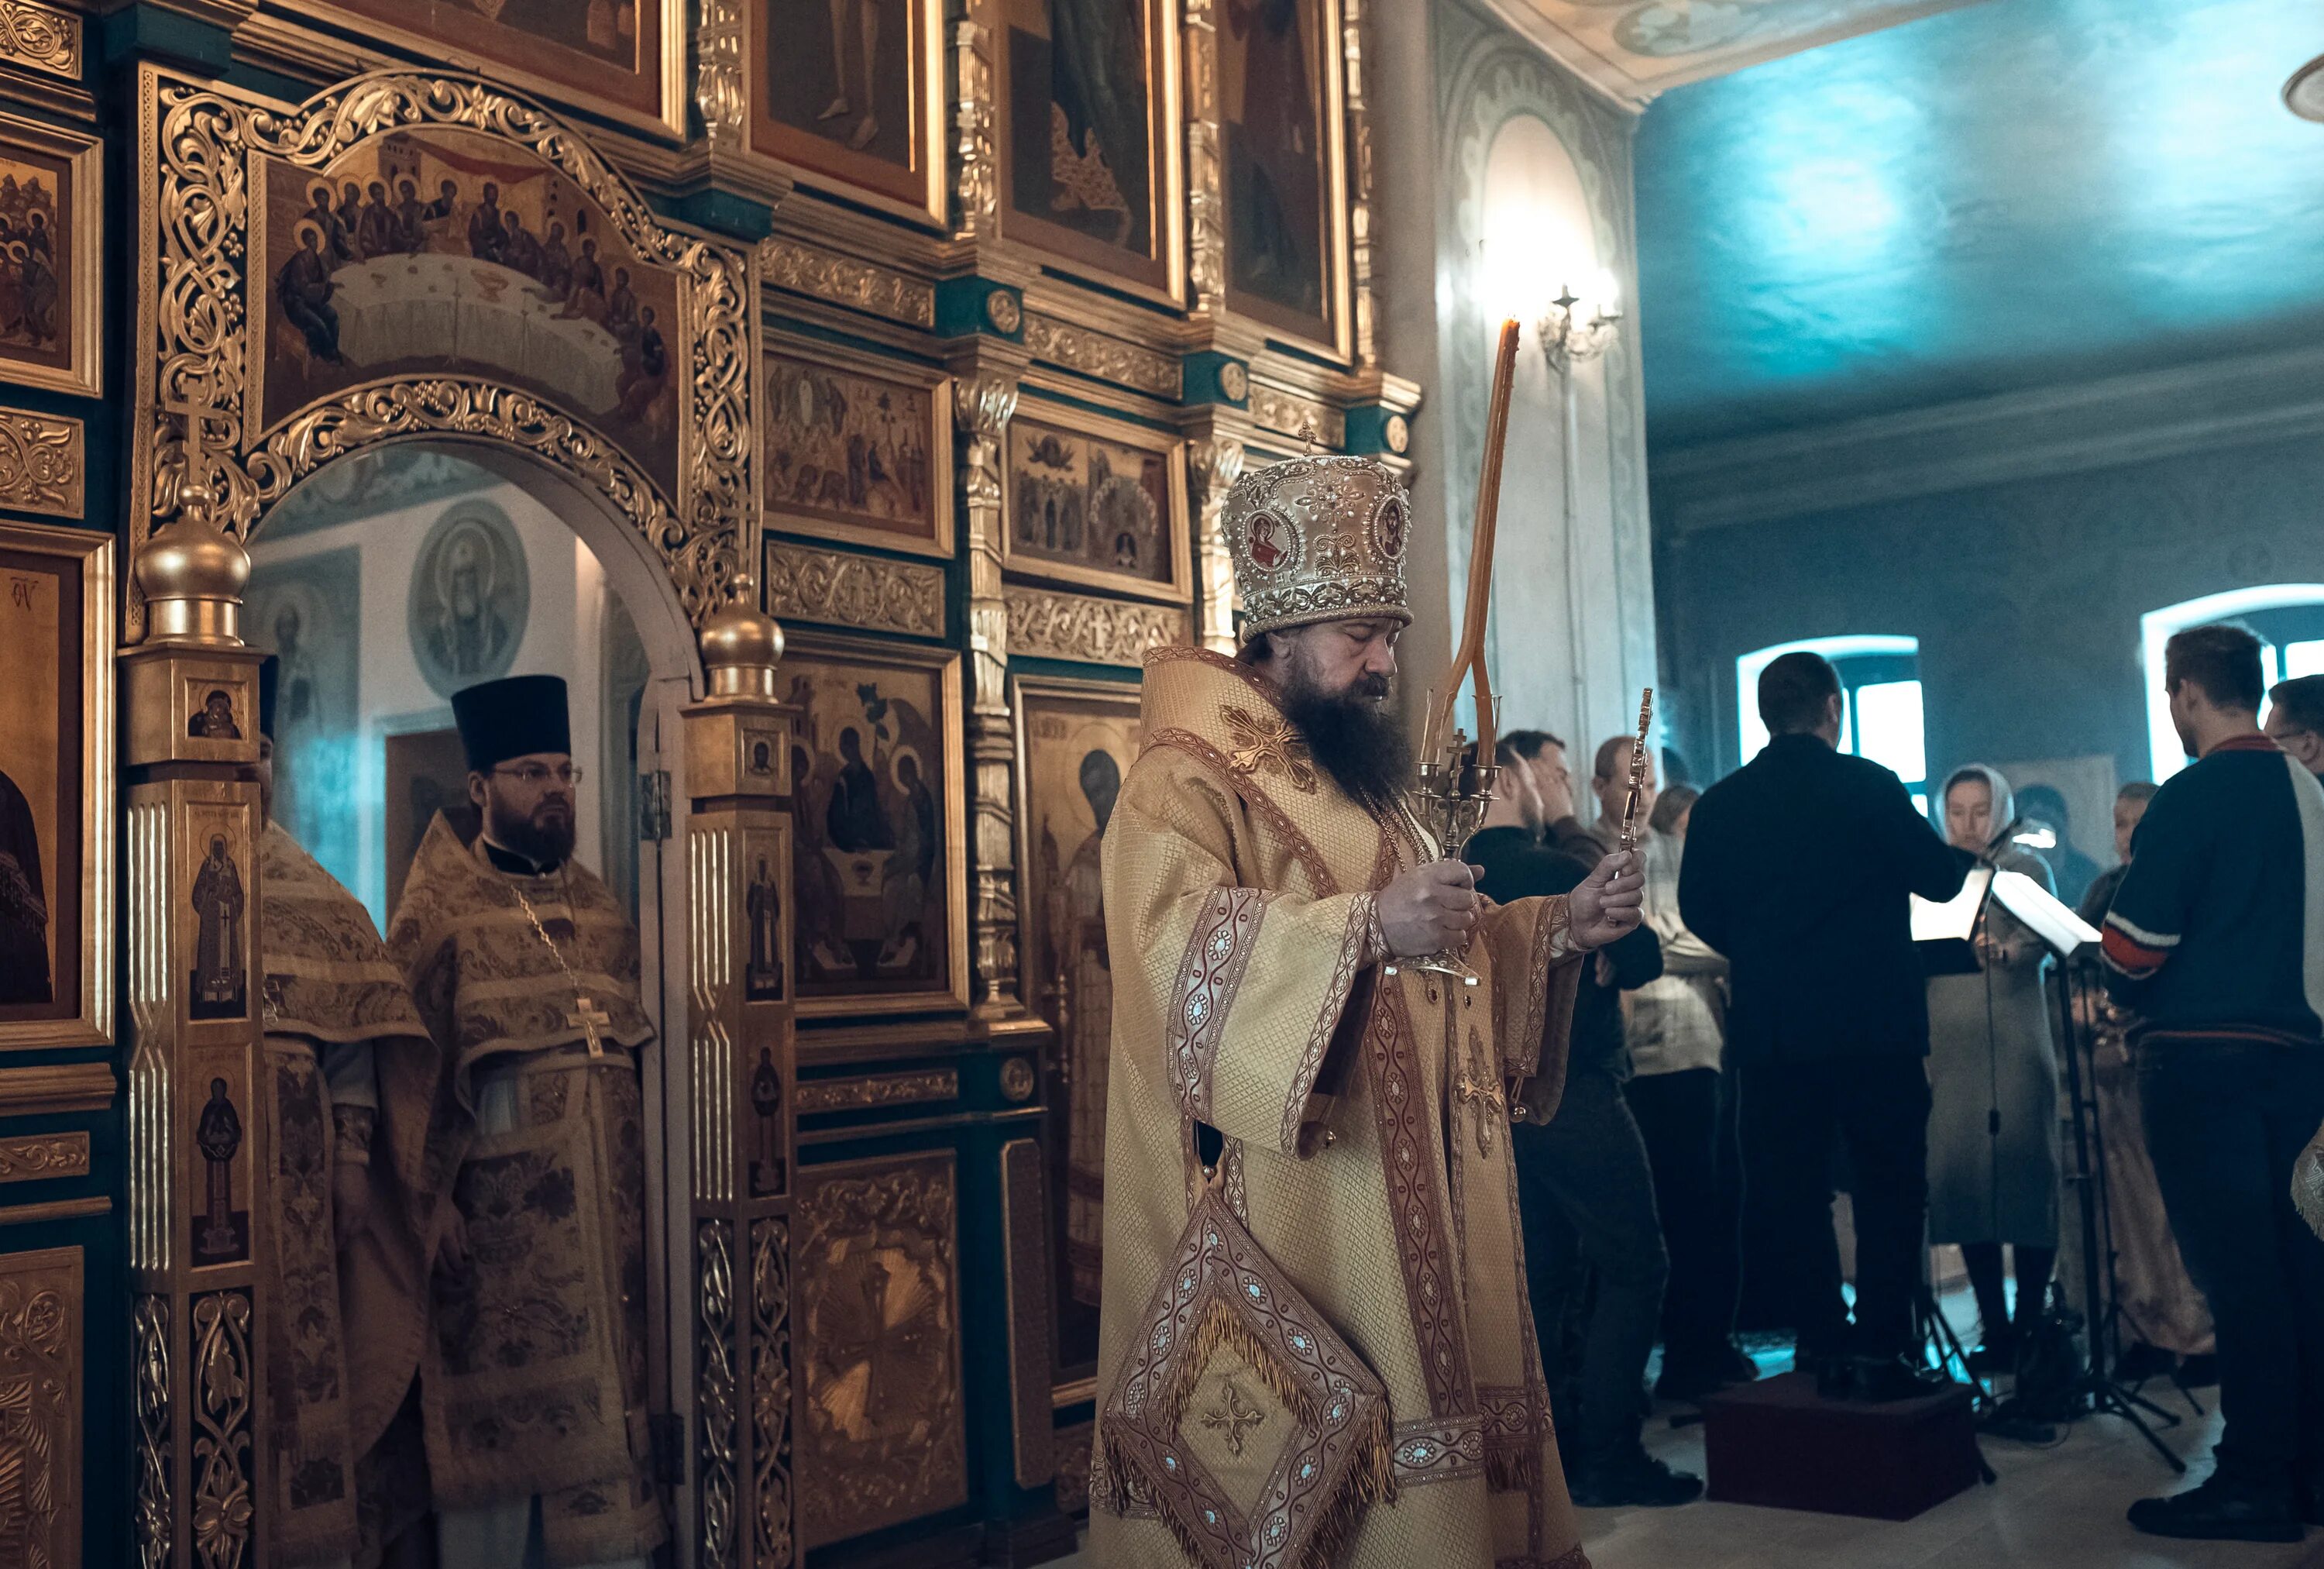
[{"xmin": 1277, "ymin": 662, "xmax": 1412, "ymax": 816}]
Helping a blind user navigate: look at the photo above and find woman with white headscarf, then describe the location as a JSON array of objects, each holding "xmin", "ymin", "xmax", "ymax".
[{"xmin": 1927, "ymin": 762, "xmax": 2062, "ymax": 1374}]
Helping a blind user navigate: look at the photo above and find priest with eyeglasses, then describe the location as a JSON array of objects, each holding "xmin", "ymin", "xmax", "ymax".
[{"xmin": 387, "ymin": 673, "xmax": 665, "ymax": 1569}]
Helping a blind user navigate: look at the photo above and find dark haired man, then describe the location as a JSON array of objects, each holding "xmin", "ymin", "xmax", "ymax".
[
  {"xmin": 2266, "ymin": 672, "xmax": 2324, "ymax": 777},
  {"xmin": 2105, "ymin": 622, "xmax": 2324, "ymax": 1543},
  {"xmin": 1679, "ymin": 650, "xmax": 1968, "ymax": 1400},
  {"xmin": 1499, "ymin": 727, "xmax": 1600, "ymax": 861}
]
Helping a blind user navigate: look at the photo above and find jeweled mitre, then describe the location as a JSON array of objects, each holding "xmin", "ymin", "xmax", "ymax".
[{"xmin": 1223, "ymin": 454, "xmax": 1412, "ymax": 639}]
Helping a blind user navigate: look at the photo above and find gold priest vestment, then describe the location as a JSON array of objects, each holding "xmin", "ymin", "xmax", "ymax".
[
  {"xmin": 257, "ymin": 821, "xmax": 437, "ymax": 1566},
  {"xmin": 1091, "ymin": 647, "xmax": 1590, "ymax": 1569},
  {"xmin": 387, "ymin": 814, "xmax": 667, "ymax": 1566}
]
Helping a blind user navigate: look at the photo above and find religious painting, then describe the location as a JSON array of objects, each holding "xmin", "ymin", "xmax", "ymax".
[
  {"xmin": 1011, "ymin": 674, "xmax": 1140, "ymax": 1387},
  {"xmin": 782, "ymin": 634, "xmax": 966, "ymax": 1015},
  {"xmin": 0, "ymin": 111, "xmax": 99, "ymax": 397},
  {"xmin": 256, "ymin": 128, "xmax": 683, "ymax": 497},
  {"xmin": 740, "ymin": 717, "xmax": 789, "ymax": 795},
  {"xmin": 286, "ymin": 0, "xmax": 685, "ymax": 138},
  {"xmin": 1004, "ymin": 409, "xmax": 1188, "ymax": 602},
  {"xmin": 763, "ymin": 343, "xmax": 951, "ymax": 559},
  {"xmin": 190, "ymin": 1075, "xmax": 250, "ymax": 1266},
  {"xmin": 744, "ymin": 822, "xmax": 792, "ymax": 1005},
  {"xmin": 750, "ymin": 0, "xmax": 945, "ymax": 222},
  {"xmin": 998, "ymin": 0, "xmax": 1181, "ymax": 301},
  {"xmin": 407, "ymin": 499, "xmax": 531, "ymax": 698},
  {"xmin": 246, "ymin": 548, "xmax": 362, "ymax": 893},
  {"xmin": 1217, "ymin": 0, "xmax": 1347, "ymax": 354},
  {"xmin": 384, "ymin": 725, "xmax": 473, "ymax": 921},
  {"xmin": 0, "ymin": 521, "xmax": 108, "ymax": 1049},
  {"xmin": 184, "ymin": 808, "xmax": 251, "ymax": 1023},
  {"xmin": 747, "ymin": 1034, "xmax": 788, "ymax": 1199}
]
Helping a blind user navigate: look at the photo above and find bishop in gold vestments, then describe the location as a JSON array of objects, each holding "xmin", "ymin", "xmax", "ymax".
[
  {"xmin": 387, "ymin": 674, "xmax": 666, "ymax": 1569},
  {"xmin": 1092, "ymin": 456, "xmax": 1642, "ymax": 1569},
  {"xmin": 248, "ymin": 662, "xmax": 439, "ymax": 1569}
]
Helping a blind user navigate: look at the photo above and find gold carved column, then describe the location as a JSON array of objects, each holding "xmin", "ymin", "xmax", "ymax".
[
  {"xmin": 947, "ymin": 346, "xmax": 1037, "ymax": 1031},
  {"xmin": 1183, "ymin": 418, "xmax": 1249, "ymax": 653},
  {"xmin": 123, "ymin": 463, "xmax": 268, "ymax": 1569},
  {"xmin": 682, "ymin": 594, "xmax": 799, "ymax": 1569},
  {"xmin": 1182, "ymin": 0, "xmax": 1226, "ymax": 310}
]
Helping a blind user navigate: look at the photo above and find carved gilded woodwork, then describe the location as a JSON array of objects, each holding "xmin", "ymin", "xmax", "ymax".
[
  {"xmin": 189, "ymin": 1290, "xmax": 255, "ymax": 1569},
  {"xmin": 1181, "ymin": 0, "xmax": 1226, "ymax": 308},
  {"xmin": 1342, "ymin": 0, "xmax": 1378, "ymax": 368},
  {"xmin": 0, "ymin": 1195, "xmax": 106, "ymax": 1228},
  {"xmin": 0, "ymin": 1132, "xmax": 90, "ymax": 1182},
  {"xmin": 758, "ymin": 236, "xmax": 937, "ymax": 329},
  {"xmin": 750, "ymin": 1217, "xmax": 794, "ymax": 1568},
  {"xmin": 694, "ymin": 0, "xmax": 747, "ymax": 146},
  {"xmin": 1003, "ymin": 583, "xmax": 1189, "ymax": 666},
  {"xmin": 951, "ymin": 358, "xmax": 1032, "ymax": 1023},
  {"xmin": 1021, "ymin": 314, "xmax": 1181, "ymax": 401},
  {"xmin": 700, "ymin": 1220, "xmax": 740, "ymax": 1569},
  {"xmin": 0, "ymin": 1246, "xmax": 78, "ymax": 1568},
  {"xmin": 1184, "ymin": 431, "xmax": 1247, "ymax": 652},
  {"xmin": 999, "ymin": 1138, "xmax": 1054, "ymax": 1490},
  {"xmin": 796, "ymin": 1152, "xmax": 967, "ymax": 1548},
  {"xmin": 794, "ymin": 1070, "xmax": 959, "ymax": 1115},
  {"xmin": 135, "ymin": 1295, "xmax": 170, "ymax": 1569},
  {"xmin": 0, "ymin": 407, "xmax": 81, "ymax": 518},
  {"xmin": 0, "ymin": 0, "xmax": 77, "ymax": 81},
  {"xmin": 1248, "ymin": 381, "xmax": 1347, "ymax": 449},
  {"xmin": 950, "ymin": 16, "xmax": 999, "ymax": 237},
  {"xmin": 130, "ymin": 67, "xmax": 758, "ymax": 638}
]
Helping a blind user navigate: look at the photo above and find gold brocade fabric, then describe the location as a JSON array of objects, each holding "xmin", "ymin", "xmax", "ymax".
[
  {"xmin": 1092, "ymin": 649, "xmax": 1589, "ymax": 1569},
  {"xmin": 387, "ymin": 814, "xmax": 665, "ymax": 1564},
  {"xmin": 256, "ymin": 823, "xmax": 440, "ymax": 1565}
]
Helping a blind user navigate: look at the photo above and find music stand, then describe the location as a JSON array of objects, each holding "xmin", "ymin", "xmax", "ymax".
[{"xmin": 1993, "ymin": 872, "xmax": 2186, "ymax": 1473}]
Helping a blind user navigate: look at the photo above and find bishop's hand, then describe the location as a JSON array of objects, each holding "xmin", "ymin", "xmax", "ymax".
[
  {"xmin": 1569, "ymin": 849, "xmax": 1644, "ymax": 951},
  {"xmin": 1377, "ymin": 858, "xmax": 1480, "ymax": 957}
]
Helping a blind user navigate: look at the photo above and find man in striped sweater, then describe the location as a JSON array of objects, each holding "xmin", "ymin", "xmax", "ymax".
[{"xmin": 2103, "ymin": 621, "xmax": 2324, "ymax": 1543}]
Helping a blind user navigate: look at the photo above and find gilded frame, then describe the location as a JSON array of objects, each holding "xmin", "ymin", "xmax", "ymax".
[
  {"xmin": 1007, "ymin": 670, "xmax": 1140, "ymax": 1393},
  {"xmin": 748, "ymin": 0, "xmax": 948, "ymax": 228},
  {"xmin": 0, "ymin": 519, "xmax": 112, "ymax": 1050},
  {"xmin": 762, "ymin": 330, "xmax": 955, "ymax": 560},
  {"xmin": 129, "ymin": 64, "xmax": 758, "ymax": 640},
  {"xmin": 783, "ymin": 629, "xmax": 968, "ymax": 1017},
  {"xmin": 1002, "ymin": 402, "xmax": 1190, "ymax": 604},
  {"xmin": 255, "ymin": 0, "xmax": 690, "ymax": 140},
  {"xmin": 0, "ymin": 106, "xmax": 101, "ymax": 397},
  {"xmin": 1216, "ymin": 0, "xmax": 1353, "ymax": 363},
  {"xmin": 995, "ymin": 0, "xmax": 1186, "ymax": 307}
]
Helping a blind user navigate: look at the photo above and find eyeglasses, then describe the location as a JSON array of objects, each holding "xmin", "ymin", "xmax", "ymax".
[{"xmin": 491, "ymin": 762, "xmax": 584, "ymax": 788}]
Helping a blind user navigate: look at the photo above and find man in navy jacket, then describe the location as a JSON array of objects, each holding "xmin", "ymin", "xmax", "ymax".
[{"xmin": 1680, "ymin": 651, "xmax": 1967, "ymax": 1401}]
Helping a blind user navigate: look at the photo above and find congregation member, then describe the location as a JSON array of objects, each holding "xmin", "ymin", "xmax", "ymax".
[
  {"xmin": 2071, "ymin": 783, "xmax": 2214, "ymax": 1381},
  {"xmin": 1624, "ymin": 783, "xmax": 1755, "ymax": 1402},
  {"xmin": 2102, "ymin": 623, "xmax": 2324, "ymax": 1543},
  {"xmin": 1680, "ymin": 651, "xmax": 1969, "ymax": 1401},
  {"xmin": 1499, "ymin": 727, "xmax": 1601, "ymax": 860},
  {"xmin": 1926, "ymin": 764, "xmax": 2061, "ymax": 1373},
  {"xmin": 2265, "ymin": 673, "xmax": 2324, "ymax": 776},
  {"xmin": 388, "ymin": 674, "xmax": 668, "ymax": 1568},
  {"xmin": 247, "ymin": 658, "xmax": 439, "ymax": 1568},
  {"xmin": 1471, "ymin": 743, "xmax": 1700, "ymax": 1507},
  {"xmin": 1590, "ymin": 732, "xmax": 1657, "ymax": 852},
  {"xmin": 1087, "ymin": 455, "xmax": 1643, "ymax": 1567}
]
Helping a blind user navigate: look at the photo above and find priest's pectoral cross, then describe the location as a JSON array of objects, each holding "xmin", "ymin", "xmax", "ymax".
[
  {"xmin": 567, "ymin": 995, "xmax": 613, "ymax": 1059},
  {"xmin": 1452, "ymin": 1024, "xmax": 1504, "ymax": 1158}
]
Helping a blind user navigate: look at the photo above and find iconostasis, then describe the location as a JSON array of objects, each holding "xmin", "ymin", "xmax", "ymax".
[{"xmin": 0, "ymin": 0, "xmax": 1422, "ymax": 1564}]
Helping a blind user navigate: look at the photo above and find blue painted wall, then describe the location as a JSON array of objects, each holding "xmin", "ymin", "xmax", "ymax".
[{"xmin": 1652, "ymin": 430, "xmax": 2324, "ymax": 794}]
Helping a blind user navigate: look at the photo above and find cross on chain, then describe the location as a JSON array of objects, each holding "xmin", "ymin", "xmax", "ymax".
[{"xmin": 566, "ymin": 995, "xmax": 613, "ymax": 1060}]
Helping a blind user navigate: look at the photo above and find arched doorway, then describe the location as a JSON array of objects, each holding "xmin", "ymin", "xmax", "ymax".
[{"xmin": 124, "ymin": 64, "xmax": 792, "ymax": 1569}]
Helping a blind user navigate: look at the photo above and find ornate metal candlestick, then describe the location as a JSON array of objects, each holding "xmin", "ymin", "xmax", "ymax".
[{"xmin": 1386, "ymin": 728, "xmax": 1497, "ymax": 987}]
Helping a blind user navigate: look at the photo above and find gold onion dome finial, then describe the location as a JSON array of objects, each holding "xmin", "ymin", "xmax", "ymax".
[
  {"xmin": 136, "ymin": 456, "xmax": 251, "ymax": 646},
  {"xmin": 700, "ymin": 576, "xmax": 783, "ymax": 700}
]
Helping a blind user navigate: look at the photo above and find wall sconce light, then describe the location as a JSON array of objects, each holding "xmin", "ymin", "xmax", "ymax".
[{"xmin": 1537, "ymin": 270, "xmax": 1623, "ymax": 376}]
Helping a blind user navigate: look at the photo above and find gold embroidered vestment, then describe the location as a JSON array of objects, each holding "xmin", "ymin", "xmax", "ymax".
[
  {"xmin": 1091, "ymin": 649, "xmax": 1590, "ymax": 1569},
  {"xmin": 387, "ymin": 814, "xmax": 666, "ymax": 1567}
]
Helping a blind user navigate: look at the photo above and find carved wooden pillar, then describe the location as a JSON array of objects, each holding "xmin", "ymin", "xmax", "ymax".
[
  {"xmin": 1182, "ymin": 0, "xmax": 1226, "ymax": 311},
  {"xmin": 682, "ymin": 594, "xmax": 800, "ymax": 1569},
  {"xmin": 124, "ymin": 460, "xmax": 267, "ymax": 1569},
  {"xmin": 1342, "ymin": 0, "xmax": 1379, "ymax": 370},
  {"xmin": 1184, "ymin": 417, "xmax": 1249, "ymax": 653},
  {"xmin": 949, "ymin": 0, "xmax": 999, "ymax": 237},
  {"xmin": 948, "ymin": 349, "xmax": 1033, "ymax": 1027}
]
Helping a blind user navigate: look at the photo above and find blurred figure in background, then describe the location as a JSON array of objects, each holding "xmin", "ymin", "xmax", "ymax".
[
  {"xmin": 2016, "ymin": 783, "xmax": 2100, "ymax": 909},
  {"xmin": 2264, "ymin": 674, "xmax": 2324, "ymax": 777},
  {"xmin": 1925, "ymin": 764, "xmax": 2061, "ymax": 1374},
  {"xmin": 1624, "ymin": 783, "xmax": 1755, "ymax": 1402}
]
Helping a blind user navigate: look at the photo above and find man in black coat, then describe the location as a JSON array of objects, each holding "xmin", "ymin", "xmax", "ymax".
[{"xmin": 1679, "ymin": 651, "xmax": 1968, "ymax": 1400}]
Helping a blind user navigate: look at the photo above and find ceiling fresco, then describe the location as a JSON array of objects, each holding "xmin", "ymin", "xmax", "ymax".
[
  {"xmin": 1635, "ymin": 0, "xmax": 2324, "ymax": 448},
  {"xmin": 1501, "ymin": 0, "xmax": 1989, "ymax": 103}
]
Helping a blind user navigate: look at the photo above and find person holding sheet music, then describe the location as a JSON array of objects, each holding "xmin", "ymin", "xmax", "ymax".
[
  {"xmin": 2101, "ymin": 622, "xmax": 2324, "ymax": 1544},
  {"xmin": 1924, "ymin": 764, "xmax": 2062, "ymax": 1378}
]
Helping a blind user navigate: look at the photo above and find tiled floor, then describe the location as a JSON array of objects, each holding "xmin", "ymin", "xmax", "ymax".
[{"xmin": 1054, "ymin": 1311, "xmax": 2324, "ymax": 1567}]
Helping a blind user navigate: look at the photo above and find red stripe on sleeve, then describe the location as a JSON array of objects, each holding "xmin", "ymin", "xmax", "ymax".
[{"xmin": 2102, "ymin": 924, "xmax": 2168, "ymax": 979}]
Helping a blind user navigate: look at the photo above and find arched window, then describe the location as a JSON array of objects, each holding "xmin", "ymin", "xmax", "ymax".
[
  {"xmin": 2141, "ymin": 586, "xmax": 2324, "ymax": 783},
  {"xmin": 1738, "ymin": 635, "xmax": 1928, "ymax": 811}
]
